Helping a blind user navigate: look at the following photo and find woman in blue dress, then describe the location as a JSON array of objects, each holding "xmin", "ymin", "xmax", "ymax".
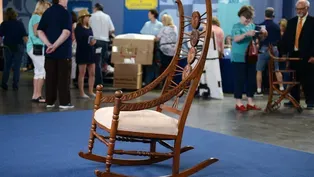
[{"xmin": 75, "ymin": 9, "xmax": 97, "ymax": 98}]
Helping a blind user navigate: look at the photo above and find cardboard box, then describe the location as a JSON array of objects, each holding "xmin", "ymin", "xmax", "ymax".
[
  {"xmin": 111, "ymin": 34, "xmax": 155, "ymax": 65},
  {"xmin": 113, "ymin": 64, "xmax": 142, "ymax": 90}
]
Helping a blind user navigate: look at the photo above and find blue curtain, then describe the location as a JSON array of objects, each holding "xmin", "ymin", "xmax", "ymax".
[
  {"xmin": 282, "ymin": 0, "xmax": 314, "ymax": 20},
  {"xmin": 250, "ymin": 0, "xmax": 283, "ymax": 23},
  {"xmin": 94, "ymin": 0, "xmax": 124, "ymax": 35},
  {"xmin": 217, "ymin": 0, "xmax": 249, "ymax": 36}
]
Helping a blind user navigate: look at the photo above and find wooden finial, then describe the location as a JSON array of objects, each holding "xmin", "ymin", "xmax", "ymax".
[
  {"xmin": 114, "ymin": 90, "xmax": 123, "ymax": 98},
  {"xmin": 96, "ymin": 84, "xmax": 103, "ymax": 91}
]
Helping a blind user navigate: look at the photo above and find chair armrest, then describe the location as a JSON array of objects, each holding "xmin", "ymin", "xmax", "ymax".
[
  {"xmin": 99, "ymin": 69, "xmax": 170, "ymax": 103},
  {"xmin": 117, "ymin": 79, "xmax": 188, "ymax": 111}
]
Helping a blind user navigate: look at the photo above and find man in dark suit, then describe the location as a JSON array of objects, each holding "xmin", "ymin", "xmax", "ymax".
[{"xmin": 281, "ymin": 0, "xmax": 314, "ymax": 109}]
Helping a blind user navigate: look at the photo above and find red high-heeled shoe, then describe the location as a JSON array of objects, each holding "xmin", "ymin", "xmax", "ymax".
[
  {"xmin": 247, "ymin": 104, "xmax": 261, "ymax": 110},
  {"xmin": 236, "ymin": 105, "xmax": 247, "ymax": 112}
]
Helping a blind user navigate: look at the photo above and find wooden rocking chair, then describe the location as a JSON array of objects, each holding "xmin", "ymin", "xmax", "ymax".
[
  {"xmin": 265, "ymin": 45, "xmax": 303, "ymax": 113},
  {"xmin": 78, "ymin": 0, "xmax": 218, "ymax": 176}
]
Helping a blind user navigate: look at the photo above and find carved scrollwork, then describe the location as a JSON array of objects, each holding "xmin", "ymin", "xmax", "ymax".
[
  {"xmin": 187, "ymin": 47, "xmax": 197, "ymax": 64},
  {"xmin": 98, "ymin": 0, "xmax": 212, "ymax": 120},
  {"xmin": 190, "ymin": 29, "xmax": 200, "ymax": 47},
  {"xmin": 182, "ymin": 64, "xmax": 192, "ymax": 80},
  {"xmin": 119, "ymin": 77, "xmax": 194, "ymax": 111},
  {"xmin": 191, "ymin": 11, "xmax": 201, "ymax": 29},
  {"xmin": 100, "ymin": 69, "xmax": 171, "ymax": 103}
]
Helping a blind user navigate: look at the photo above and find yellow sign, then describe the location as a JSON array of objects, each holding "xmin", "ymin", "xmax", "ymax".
[{"xmin": 125, "ymin": 0, "xmax": 158, "ymax": 10}]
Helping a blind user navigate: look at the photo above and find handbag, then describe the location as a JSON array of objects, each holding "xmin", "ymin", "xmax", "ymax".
[
  {"xmin": 246, "ymin": 39, "xmax": 258, "ymax": 64},
  {"xmin": 33, "ymin": 44, "xmax": 43, "ymax": 55},
  {"xmin": 31, "ymin": 37, "xmax": 43, "ymax": 56}
]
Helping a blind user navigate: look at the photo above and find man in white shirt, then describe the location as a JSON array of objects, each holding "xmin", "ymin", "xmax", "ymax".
[{"xmin": 89, "ymin": 3, "xmax": 115, "ymax": 75}]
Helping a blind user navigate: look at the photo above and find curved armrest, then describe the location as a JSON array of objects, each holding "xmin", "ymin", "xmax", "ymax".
[
  {"xmin": 100, "ymin": 71, "xmax": 169, "ymax": 103},
  {"xmin": 268, "ymin": 45, "xmax": 301, "ymax": 61},
  {"xmin": 271, "ymin": 56, "xmax": 301, "ymax": 62},
  {"xmin": 117, "ymin": 79, "xmax": 189, "ymax": 111},
  {"xmin": 268, "ymin": 50, "xmax": 301, "ymax": 62}
]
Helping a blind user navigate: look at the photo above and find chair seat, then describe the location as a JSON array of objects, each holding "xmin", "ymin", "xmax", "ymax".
[{"xmin": 94, "ymin": 107, "xmax": 178, "ymax": 135}]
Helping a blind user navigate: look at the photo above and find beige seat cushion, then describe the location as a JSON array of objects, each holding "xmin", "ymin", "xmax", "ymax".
[{"xmin": 94, "ymin": 107, "xmax": 178, "ymax": 135}]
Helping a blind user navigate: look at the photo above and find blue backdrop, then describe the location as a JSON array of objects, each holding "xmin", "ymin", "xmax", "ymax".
[{"xmin": 2, "ymin": 0, "xmax": 314, "ymax": 35}]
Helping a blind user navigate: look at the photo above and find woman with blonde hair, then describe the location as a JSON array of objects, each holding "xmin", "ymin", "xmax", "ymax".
[
  {"xmin": 75, "ymin": 9, "xmax": 97, "ymax": 98},
  {"xmin": 27, "ymin": 0, "xmax": 51, "ymax": 103},
  {"xmin": 156, "ymin": 14, "xmax": 177, "ymax": 73},
  {"xmin": 279, "ymin": 18, "xmax": 287, "ymax": 37}
]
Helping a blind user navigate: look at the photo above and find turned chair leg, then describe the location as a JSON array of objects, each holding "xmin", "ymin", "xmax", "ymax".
[
  {"xmin": 88, "ymin": 122, "xmax": 97, "ymax": 153},
  {"xmin": 105, "ymin": 141, "xmax": 114, "ymax": 172}
]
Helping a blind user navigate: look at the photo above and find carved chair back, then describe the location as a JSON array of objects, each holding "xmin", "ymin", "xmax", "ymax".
[{"xmin": 156, "ymin": 0, "xmax": 213, "ymax": 137}]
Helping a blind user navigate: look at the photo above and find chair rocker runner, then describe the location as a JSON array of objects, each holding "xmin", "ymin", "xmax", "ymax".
[
  {"xmin": 78, "ymin": 0, "xmax": 218, "ymax": 176},
  {"xmin": 265, "ymin": 45, "xmax": 303, "ymax": 113}
]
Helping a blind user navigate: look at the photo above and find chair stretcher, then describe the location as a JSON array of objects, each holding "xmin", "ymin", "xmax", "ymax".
[{"xmin": 265, "ymin": 49, "xmax": 303, "ymax": 113}]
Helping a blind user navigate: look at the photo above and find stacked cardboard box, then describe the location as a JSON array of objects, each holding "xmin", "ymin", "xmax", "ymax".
[{"xmin": 111, "ymin": 34, "xmax": 155, "ymax": 89}]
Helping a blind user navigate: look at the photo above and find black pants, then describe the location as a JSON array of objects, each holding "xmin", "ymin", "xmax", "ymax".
[
  {"xmin": 160, "ymin": 51, "xmax": 173, "ymax": 73},
  {"xmin": 95, "ymin": 40, "xmax": 109, "ymax": 65},
  {"xmin": 45, "ymin": 58, "xmax": 71, "ymax": 105},
  {"xmin": 143, "ymin": 42, "xmax": 162, "ymax": 85},
  {"xmin": 232, "ymin": 62, "xmax": 256, "ymax": 99},
  {"xmin": 94, "ymin": 53, "xmax": 103, "ymax": 86},
  {"xmin": 289, "ymin": 52, "xmax": 314, "ymax": 104},
  {"xmin": 2, "ymin": 45, "xmax": 23, "ymax": 88},
  {"xmin": 302, "ymin": 62, "xmax": 314, "ymax": 104}
]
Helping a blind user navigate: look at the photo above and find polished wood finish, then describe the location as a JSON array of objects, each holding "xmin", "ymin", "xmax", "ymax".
[
  {"xmin": 265, "ymin": 45, "xmax": 303, "ymax": 113},
  {"xmin": 79, "ymin": 0, "xmax": 218, "ymax": 176}
]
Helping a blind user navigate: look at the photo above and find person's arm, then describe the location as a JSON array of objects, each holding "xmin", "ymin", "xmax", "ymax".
[
  {"xmin": 108, "ymin": 16, "xmax": 115, "ymax": 35},
  {"xmin": 156, "ymin": 27, "xmax": 164, "ymax": 41},
  {"xmin": 37, "ymin": 12, "xmax": 52, "ymax": 47},
  {"xmin": 32, "ymin": 15, "xmax": 42, "ymax": 37},
  {"xmin": 90, "ymin": 28, "xmax": 96, "ymax": 46},
  {"xmin": 233, "ymin": 23, "xmax": 256, "ymax": 43},
  {"xmin": 23, "ymin": 36, "xmax": 28, "ymax": 43},
  {"xmin": 220, "ymin": 29, "xmax": 225, "ymax": 53},
  {"xmin": 20, "ymin": 21, "xmax": 28, "ymax": 43},
  {"xmin": 38, "ymin": 30, "xmax": 52, "ymax": 47},
  {"xmin": 71, "ymin": 23, "xmax": 77, "ymax": 42},
  {"xmin": 51, "ymin": 11, "xmax": 72, "ymax": 48},
  {"xmin": 233, "ymin": 30, "xmax": 254, "ymax": 43},
  {"xmin": 140, "ymin": 22, "xmax": 147, "ymax": 34},
  {"xmin": 52, "ymin": 30, "xmax": 70, "ymax": 48},
  {"xmin": 33, "ymin": 23, "xmax": 39, "ymax": 36}
]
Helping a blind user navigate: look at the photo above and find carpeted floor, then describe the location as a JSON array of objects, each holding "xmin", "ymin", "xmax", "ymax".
[{"xmin": 0, "ymin": 110, "xmax": 314, "ymax": 177}]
